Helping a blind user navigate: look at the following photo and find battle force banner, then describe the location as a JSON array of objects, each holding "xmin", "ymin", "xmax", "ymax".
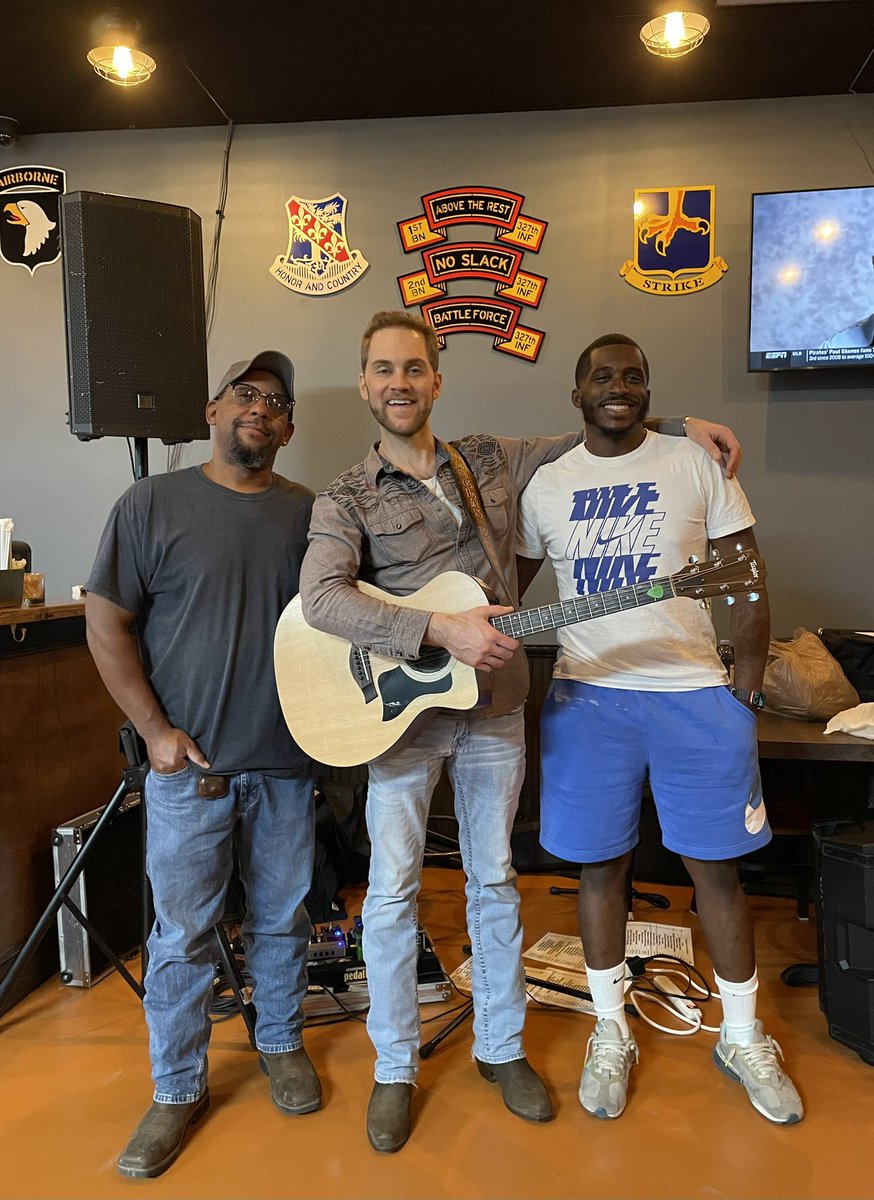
[{"xmin": 397, "ymin": 187, "xmax": 547, "ymax": 362}]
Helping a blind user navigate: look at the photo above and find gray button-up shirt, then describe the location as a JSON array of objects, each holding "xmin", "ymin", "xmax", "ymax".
[{"xmin": 300, "ymin": 430, "xmax": 582, "ymax": 718}]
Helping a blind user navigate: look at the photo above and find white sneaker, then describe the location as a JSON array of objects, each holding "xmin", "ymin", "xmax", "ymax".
[
  {"xmin": 578, "ymin": 1018, "xmax": 639, "ymax": 1119},
  {"xmin": 713, "ymin": 1020, "xmax": 803, "ymax": 1124}
]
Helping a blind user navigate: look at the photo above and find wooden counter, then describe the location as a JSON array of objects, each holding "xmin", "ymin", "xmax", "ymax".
[
  {"xmin": 0, "ymin": 602, "xmax": 125, "ymax": 1006},
  {"xmin": 0, "ymin": 598, "xmax": 85, "ymax": 628},
  {"xmin": 757, "ymin": 710, "xmax": 874, "ymax": 761}
]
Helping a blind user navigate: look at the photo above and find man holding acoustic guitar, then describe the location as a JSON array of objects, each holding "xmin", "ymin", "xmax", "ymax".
[
  {"xmin": 298, "ymin": 310, "xmax": 743, "ymax": 1153},
  {"xmin": 516, "ymin": 333, "xmax": 802, "ymax": 1126}
]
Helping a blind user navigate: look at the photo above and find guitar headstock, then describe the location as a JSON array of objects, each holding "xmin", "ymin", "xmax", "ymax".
[{"xmin": 671, "ymin": 549, "xmax": 766, "ymax": 602}]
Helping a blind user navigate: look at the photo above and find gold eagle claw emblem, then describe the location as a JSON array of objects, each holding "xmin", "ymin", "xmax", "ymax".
[{"xmin": 638, "ymin": 188, "xmax": 710, "ymax": 257}]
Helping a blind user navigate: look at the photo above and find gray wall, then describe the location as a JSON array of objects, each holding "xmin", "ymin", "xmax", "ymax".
[{"xmin": 2, "ymin": 94, "xmax": 873, "ymax": 635}]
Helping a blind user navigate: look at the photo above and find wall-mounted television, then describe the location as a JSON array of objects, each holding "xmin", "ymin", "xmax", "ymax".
[{"xmin": 749, "ymin": 185, "xmax": 874, "ymax": 372}]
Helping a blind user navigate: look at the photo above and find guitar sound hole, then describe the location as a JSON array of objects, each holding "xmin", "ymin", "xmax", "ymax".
[{"xmin": 409, "ymin": 648, "xmax": 451, "ymax": 675}]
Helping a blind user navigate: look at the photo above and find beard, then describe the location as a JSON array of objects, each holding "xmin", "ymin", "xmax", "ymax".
[{"xmin": 226, "ymin": 423, "xmax": 277, "ymax": 469}]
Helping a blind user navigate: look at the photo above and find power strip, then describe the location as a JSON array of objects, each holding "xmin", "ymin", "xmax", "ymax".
[{"xmin": 651, "ymin": 974, "xmax": 701, "ymax": 1019}]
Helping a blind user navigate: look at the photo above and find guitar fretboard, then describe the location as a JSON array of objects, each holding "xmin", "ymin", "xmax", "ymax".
[{"xmin": 491, "ymin": 575, "xmax": 679, "ymax": 639}]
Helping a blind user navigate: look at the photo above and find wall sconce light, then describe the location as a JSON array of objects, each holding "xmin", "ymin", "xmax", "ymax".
[
  {"xmin": 640, "ymin": 9, "xmax": 711, "ymax": 58},
  {"xmin": 87, "ymin": 12, "xmax": 156, "ymax": 86}
]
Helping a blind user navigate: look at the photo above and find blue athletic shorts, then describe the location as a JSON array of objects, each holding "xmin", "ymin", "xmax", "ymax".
[{"xmin": 539, "ymin": 680, "xmax": 771, "ymax": 864}]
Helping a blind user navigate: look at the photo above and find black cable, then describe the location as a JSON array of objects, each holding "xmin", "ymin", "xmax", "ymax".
[
  {"xmin": 169, "ymin": 66, "xmax": 235, "ymax": 473},
  {"xmin": 626, "ymin": 953, "xmax": 713, "ymax": 1004},
  {"xmin": 203, "ymin": 116, "xmax": 234, "ymax": 344},
  {"xmin": 631, "ymin": 887, "xmax": 671, "ymax": 910}
]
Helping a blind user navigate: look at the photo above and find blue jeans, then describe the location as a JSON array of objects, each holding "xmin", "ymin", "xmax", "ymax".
[
  {"xmin": 143, "ymin": 766, "xmax": 314, "ymax": 1103},
  {"xmin": 363, "ymin": 709, "xmax": 527, "ymax": 1083}
]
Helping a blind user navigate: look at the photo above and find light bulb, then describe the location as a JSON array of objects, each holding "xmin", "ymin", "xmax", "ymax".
[
  {"xmin": 112, "ymin": 44, "xmax": 134, "ymax": 80},
  {"xmin": 664, "ymin": 11, "xmax": 687, "ymax": 48}
]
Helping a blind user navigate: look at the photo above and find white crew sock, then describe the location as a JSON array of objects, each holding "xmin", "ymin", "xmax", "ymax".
[
  {"xmin": 714, "ymin": 969, "xmax": 759, "ymax": 1046},
  {"xmin": 586, "ymin": 962, "xmax": 630, "ymax": 1038}
]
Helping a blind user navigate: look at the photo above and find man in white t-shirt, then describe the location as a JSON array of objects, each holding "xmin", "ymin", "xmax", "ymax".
[{"xmin": 516, "ymin": 334, "xmax": 802, "ymax": 1127}]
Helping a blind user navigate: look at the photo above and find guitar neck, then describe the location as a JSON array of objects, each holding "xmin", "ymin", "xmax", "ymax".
[{"xmin": 491, "ymin": 574, "xmax": 679, "ymax": 639}]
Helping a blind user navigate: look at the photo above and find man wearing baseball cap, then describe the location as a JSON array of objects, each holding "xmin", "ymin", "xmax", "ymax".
[{"xmin": 86, "ymin": 352, "xmax": 318, "ymax": 1178}]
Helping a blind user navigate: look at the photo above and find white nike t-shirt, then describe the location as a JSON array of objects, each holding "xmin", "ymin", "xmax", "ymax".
[{"xmin": 516, "ymin": 431, "xmax": 755, "ymax": 691}]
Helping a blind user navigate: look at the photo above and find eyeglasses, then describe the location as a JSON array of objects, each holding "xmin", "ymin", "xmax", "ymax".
[{"xmin": 229, "ymin": 383, "xmax": 294, "ymax": 418}]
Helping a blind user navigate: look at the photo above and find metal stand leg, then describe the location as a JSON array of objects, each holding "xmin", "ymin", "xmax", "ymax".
[
  {"xmin": 213, "ymin": 924, "xmax": 258, "ymax": 1049},
  {"xmin": 0, "ymin": 766, "xmax": 146, "ymax": 1019},
  {"xmin": 419, "ymin": 1001, "xmax": 473, "ymax": 1059},
  {"xmin": 1, "ymin": 723, "xmax": 258, "ymax": 1045}
]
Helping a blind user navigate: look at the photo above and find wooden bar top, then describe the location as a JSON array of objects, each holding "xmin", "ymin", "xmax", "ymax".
[
  {"xmin": 0, "ymin": 599, "xmax": 84, "ymax": 628},
  {"xmin": 757, "ymin": 710, "xmax": 874, "ymax": 761}
]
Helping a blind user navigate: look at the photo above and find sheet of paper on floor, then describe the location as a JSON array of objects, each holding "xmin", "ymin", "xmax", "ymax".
[
  {"xmin": 450, "ymin": 922, "xmax": 693, "ymax": 1000},
  {"xmin": 524, "ymin": 923, "xmax": 694, "ymax": 970},
  {"xmin": 523, "ymin": 965, "xmax": 595, "ymax": 1014}
]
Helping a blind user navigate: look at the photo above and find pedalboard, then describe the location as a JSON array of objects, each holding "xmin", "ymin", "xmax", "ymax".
[
  {"xmin": 307, "ymin": 918, "xmax": 359, "ymax": 962},
  {"xmin": 303, "ymin": 923, "xmax": 451, "ymax": 1017}
]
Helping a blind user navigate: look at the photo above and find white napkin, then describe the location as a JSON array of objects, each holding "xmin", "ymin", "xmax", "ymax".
[
  {"xmin": 824, "ymin": 703, "xmax": 874, "ymax": 741},
  {"xmin": 0, "ymin": 519, "xmax": 13, "ymax": 569}
]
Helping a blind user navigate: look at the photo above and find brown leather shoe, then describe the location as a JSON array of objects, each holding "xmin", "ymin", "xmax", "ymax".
[
  {"xmin": 116, "ymin": 1092, "xmax": 209, "ymax": 1179},
  {"xmin": 476, "ymin": 1057, "xmax": 554, "ymax": 1121},
  {"xmin": 259, "ymin": 1047, "xmax": 322, "ymax": 1114},
  {"xmin": 366, "ymin": 1082, "xmax": 414, "ymax": 1153}
]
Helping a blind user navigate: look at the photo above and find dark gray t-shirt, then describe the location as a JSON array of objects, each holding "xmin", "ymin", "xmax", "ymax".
[{"xmin": 87, "ymin": 466, "xmax": 314, "ymax": 776}]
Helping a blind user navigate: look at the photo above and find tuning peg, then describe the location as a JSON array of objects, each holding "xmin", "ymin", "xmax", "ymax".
[
  {"xmin": 735, "ymin": 542, "xmax": 744, "ymax": 552},
  {"xmin": 688, "ymin": 555, "xmax": 700, "ymax": 564},
  {"xmin": 748, "ymin": 592, "xmax": 760, "ymax": 603},
  {"xmin": 724, "ymin": 595, "xmax": 736, "ymax": 606}
]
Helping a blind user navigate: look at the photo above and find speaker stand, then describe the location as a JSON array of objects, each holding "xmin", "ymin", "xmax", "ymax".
[
  {"xmin": 0, "ymin": 747, "xmax": 148, "ymax": 1019},
  {"xmin": 134, "ymin": 437, "xmax": 148, "ymax": 482}
]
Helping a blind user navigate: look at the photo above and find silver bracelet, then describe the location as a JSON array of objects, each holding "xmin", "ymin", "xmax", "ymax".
[{"xmin": 682, "ymin": 415, "xmax": 691, "ymax": 436}]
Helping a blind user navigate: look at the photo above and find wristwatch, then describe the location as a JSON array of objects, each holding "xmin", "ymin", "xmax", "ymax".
[{"xmin": 729, "ymin": 686, "xmax": 766, "ymax": 710}]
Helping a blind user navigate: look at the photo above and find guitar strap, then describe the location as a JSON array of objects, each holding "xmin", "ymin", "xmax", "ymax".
[{"xmin": 440, "ymin": 440, "xmax": 514, "ymax": 606}]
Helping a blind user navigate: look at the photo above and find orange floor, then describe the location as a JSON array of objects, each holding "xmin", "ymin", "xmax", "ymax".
[{"xmin": 2, "ymin": 868, "xmax": 872, "ymax": 1200}]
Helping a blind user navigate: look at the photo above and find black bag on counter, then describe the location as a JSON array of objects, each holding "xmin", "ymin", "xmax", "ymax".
[{"xmin": 818, "ymin": 629, "xmax": 874, "ymax": 704}]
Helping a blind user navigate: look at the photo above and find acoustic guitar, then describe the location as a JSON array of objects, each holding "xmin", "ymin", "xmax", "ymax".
[{"xmin": 274, "ymin": 550, "xmax": 764, "ymax": 767}]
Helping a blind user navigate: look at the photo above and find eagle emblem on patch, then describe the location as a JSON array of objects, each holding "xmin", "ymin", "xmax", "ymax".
[
  {"xmin": 620, "ymin": 186, "xmax": 727, "ymax": 295},
  {"xmin": 269, "ymin": 193, "xmax": 369, "ymax": 295},
  {"xmin": 0, "ymin": 165, "xmax": 65, "ymax": 275}
]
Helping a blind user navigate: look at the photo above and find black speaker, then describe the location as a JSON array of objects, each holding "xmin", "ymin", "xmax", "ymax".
[
  {"xmin": 60, "ymin": 190, "xmax": 210, "ymax": 443},
  {"xmin": 815, "ymin": 818, "xmax": 874, "ymax": 1065}
]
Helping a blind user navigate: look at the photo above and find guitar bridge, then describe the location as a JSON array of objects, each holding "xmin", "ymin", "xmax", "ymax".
[{"xmin": 349, "ymin": 645, "xmax": 377, "ymax": 703}]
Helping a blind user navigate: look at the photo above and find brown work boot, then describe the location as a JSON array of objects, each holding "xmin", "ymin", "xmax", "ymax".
[
  {"xmin": 259, "ymin": 1047, "xmax": 322, "ymax": 1114},
  {"xmin": 116, "ymin": 1093, "xmax": 209, "ymax": 1179},
  {"xmin": 476, "ymin": 1056, "xmax": 554, "ymax": 1121},
  {"xmin": 366, "ymin": 1081, "xmax": 414, "ymax": 1153}
]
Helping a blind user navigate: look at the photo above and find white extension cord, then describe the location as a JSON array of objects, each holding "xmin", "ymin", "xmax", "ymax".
[{"xmin": 629, "ymin": 968, "xmax": 721, "ymax": 1036}]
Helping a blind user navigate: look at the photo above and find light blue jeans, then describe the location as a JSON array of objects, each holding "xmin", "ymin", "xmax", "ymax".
[
  {"xmin": 143, "ymin": 766, "xmax": 314, "ymax": 1103},
  {"xmin": 363, "ymin": 709, "xmax": 527, "ymax": 1083}
]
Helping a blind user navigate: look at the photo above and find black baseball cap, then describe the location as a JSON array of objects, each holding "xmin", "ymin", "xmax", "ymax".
[{"xmin": 212, "ymin": 351, "xmax": 295, "ymax": 402}]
